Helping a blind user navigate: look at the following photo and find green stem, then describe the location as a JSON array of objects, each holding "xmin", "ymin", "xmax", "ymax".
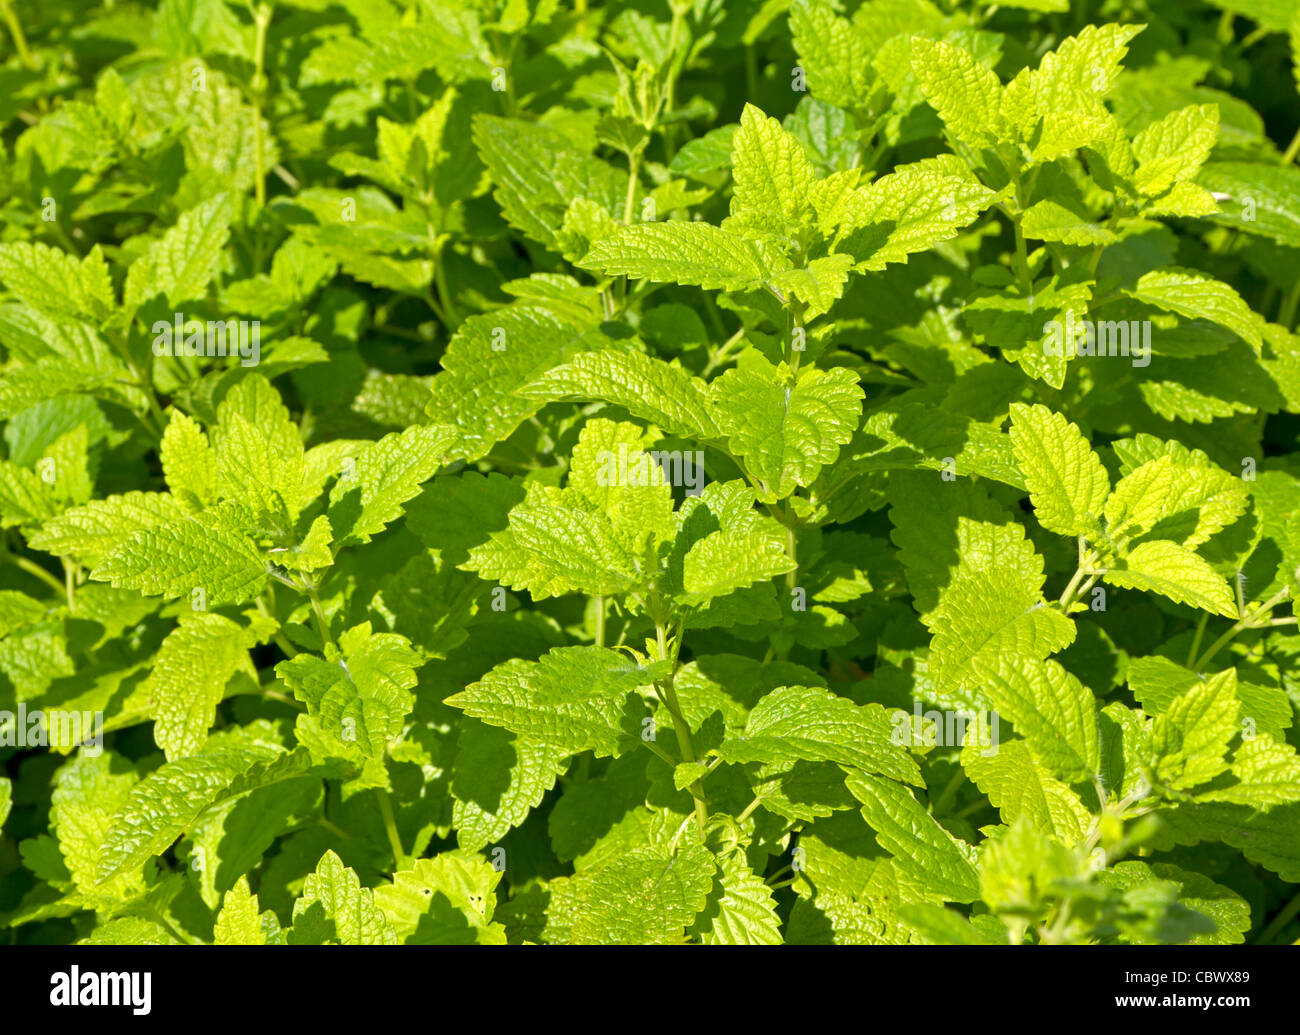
[
  {"xmin": 1279, "ymin": 278, "xmax": 1300, "ymax": 330},
  {"xmin": 114, "ymin": 328, "xmax": 168, "ymax": 437},
  {"xmin": 622, "ymin": 149, "xmax": 642, "ymax": 226},
  {"xmin": 1057, "ymin": 540, "xmax": 1102, "ymax": 611},
  {"xmin": 10, "ymin": 554, "xmax": 64, "ymax": 595},
  {"xmin": 299, "ymin": 575, "xmax": 333, "ymax": 647},
  {"xmin": 661, "ymin": 5, "xmax": 686, "ymax": 156},
  {"xmin": 1186, "ymin": 613, "xmax": 1208, "ymax": 667},
  {"xmin": 376, "ymin": 790, "xmax": 406, "ymax": 869},
  {"xmin": 1194, "ymin": 585, "xmax": 1291, "ymax": 672},
  {"xmin": 931, "ymin": 769, "xmax": 964, "ymax": 816},
  {"xmin": 251, "ymin": 4, "xmax": 271, "ymax": 210},
  {"xmin": 1241, "ymin": 25, "xmax": 1271, "ymax": 48},
  {"xmin": 736, "ymin": 794, "xmax": 764, "ymax": 825},
  {"xmin": 1216, "ymin": 8, "xmax": 1234, "ymax": 45},
  {"xmin": 62, "ymin": 560, "xmax": 75, "ymax": 610},
  {"xmin": 1256, "ymin": 886, "xmax": 1300, "ymax": 945},
  {"xmin": 641, "ymin": 738, "xmax": 679, "ymax": 768},
  {"xmin": 151, "ymin": 910, "xmax": 197, "ymax": 946},
  {"xmin": 616, "ymin": 149, "xmax": 643, "ymax": 309},
  {"xmin": 0, "ymin": 0, "xmax": 34, "ymax": 69},
  {"xmin": 653, "ymin": 617, "xmax": 708, "ymax": 834},
  {"xmin": 594, "ymin": 594, "xmax": 605, "ymax": 647},
  {"xmin": 262, "ymin": 687, "xmax": 302, "ymax": 709},
  {"xmin": 1057, "ymin": 564, "xmax": 1088, "ymax": 609},
  {"xmin": 1281, "ymin": 126, "xmax": 1300, "ymax": 167},
  {"xmin": 318, "ymin": 818, "xmax": 353, "ymax": 840}
]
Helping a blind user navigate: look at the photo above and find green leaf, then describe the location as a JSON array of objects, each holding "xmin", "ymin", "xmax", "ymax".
[
  {"xmin": 373, "ymin": 853, "xmax": 507, "ymax": 944},
  {"xmin": 146, "ymin": 612, "xmax": 259, "ymax": 762},
  {"xmin": 1149, "ymin": 669, "xmax": 1239, "ymax": 792},
  {"xmin": 898, "ymin": 902, "xmax": 994, "ymax": 945},
  {"xmin": 562, "ymin": 841, "xmax": 715, "ymax": 944},
  {"xmin": 53, "ymin": 752, "xmax": 143, "ymax": 899},
  {"xmin": 1007, "ymin": 23, "xmax": 1145, "ymax": 161},
  {"xmin": 125, "ymin": 194, "xmax": 234, "ymax": 310},
  {"xmin": 911, "ymin": 38, "xmax": 1007, "ymax": 149},
  {"xmin": 1019, "ymin": 200, "xmax": 1117, "ymax": 246},
  {"xmin": 289, "ymin": 850, "xmax": 397, "ymax": 945},
  {"xmin": 837, "ymin": 156, "xmax": 997, "ymax": 269},
  {"xmin": 716, "ymin": 685, "xmax": 921, "ymax": 786},
  {"xmin": 1198, "ymin": 732, "xmax": 1300, "ymax": 807},
  {"xmin": 473, "ymin": 115, "xmax": 624, "ymax": 250},
  {"xmin": 1105, "ymin": 540, "xmax": 1238, "ymax": 618},
  {"xmin": 1196, "ymin": 162, "xmax": 1300, "ymax": 248},
  {"xmin": 97, "ymin": 744, "xmax": 300, "ymax": 882},
  {"xmin": 90, "ymin": 503, "xmax": 267, "ymax": 606},
  {"xmin": 888, "ymin": 473, "xmax": 1044, "ymax": 621},
  {"xmin": 451, "ymin": 720, "xmax": 570, "ymax": 853},
  {"xmin": 1128, "ymin": 269, "xmax": 1264, "ymax": 352},
  {"xmin": 710, "ymin": 359, "xmax": 863, "ymax": 501},
  {"xmin": 0, "ymin": 460, "xmax": 58, "ymax": 529},
  {"xmin": 160, "ymin": 411, "xmax": 219, "ymax": 508},
  {"xmin": 977, "ymin": 816, "xmax": 1081, "ymax": 926},
  {"xmin": 522, "ymin": 349, "xmax": 721, "ymax": 442},
  {"xmin": 960, "ymin": 738, "xmax": 1092, "ymax": 843},
  {"xmin": 1099, "ymin": 861, "xmax": 1250, "ymax": 945},
  {"xmin": 579, "ymin": 221, "xmax": 791, "ymax": 291},
  {"xmin": 445, "ymin": 646, "xmax": 669, "ymax": 758},
  {"xmin": 1104, "ymin": 455, "xmax": 1249, "ymax": 550},
  {"xmin": 691, "ymin": 853, "xmax": 783, "ymax": 945},
  {"xmin": 769, "ymin": 253, "xmax": 855, "ymax": 320},
  {"xmin": 28, "ymin": 491, "xmax": 188, "ymax": 564},
  {"xmin": 969, "ymin": 655, "xmax": 1101, "ymax": 784},
  {"xmin": 928, "ymin": 568, "xmax": 1076, "ymax": 693},
  {"xmin": 845, "ymin": 772, "xmax": 981, "ymax": 903},
  {"xmin": 681, "ymin": 526, "xmax": 795, "ymax": 605},
  {"xmin": 788, "ymin": 0, "xmax": 873, "ymax": 109},
  {"xmin": 277, "ymin": 624, "xmax": 420, "ymax": 760},
  {"xmin": 214, "ymin": 876, "xmax": 274, "ymax": 945},
  {"xmin": 328, "ymin": 423, "xmax": 459, "ymax": 545},
  {"xmin": 0, "ymin": 243, "xmax": 115, "ymax": 322},
  {"xmin": 1132, "ymin": 104, "xmax": 1219, "ymax": 197},
  {"xmin": 464, "ymin": 482, "xmax": 640, "ymax": 600},
  {"xmin": 728, "ymin": 103, "xmax": 818, "ymax": 239},
  {"xmin": 426, "ymin": 304, "xmax": 611, "ymax": 463},
  {"xmin": 1009, "ymin": 402, "xmax": 1110, "ymax": 536}
]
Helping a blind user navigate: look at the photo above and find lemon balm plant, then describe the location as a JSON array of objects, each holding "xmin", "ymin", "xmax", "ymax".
[{"xmin": 1, "ymin": 0, "xmax": 1300, "ymax": 946}]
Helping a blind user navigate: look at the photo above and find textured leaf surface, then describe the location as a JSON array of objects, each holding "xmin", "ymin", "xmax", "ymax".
[
  {"xmin": 1105, "ymin": 540, "xmax": 1238, "ymax": 618},
  {"xmin": 846, "ymin": 772, "xmax": 981, "ymax": 903},
  {"xmin": 717, "ymin": 685, "xmax": 921, "ymax": 786},
  {"xmin": 91, "ymin": 505, "xmax": 267, "ymax": 605},
  {"xmin": 289, "ymin": 850, "xmax": 396, "ymax": 945},
  {"xmin": 373, "ymin": 853, "xmax": 507, "ymax": 945},
  {"xmin": 445, "ymin": 646, "xmax": 668, "ymax": 758},
  {"xmin": 579, "ymin": 221, "xmax": 791, "ymax": 290},
  {"xmin": 970, "ymin": 655, "xmax": 1100, "ymax": 784},
  {"xmin": 711, "ymin": 361, "xmax": 863, "ymax": 500}
]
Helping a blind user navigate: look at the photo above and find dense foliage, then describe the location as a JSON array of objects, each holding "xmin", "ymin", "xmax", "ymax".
[{"xmin": 2, "ymin": 0, "xmax": 1300, "ymax": 946}]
